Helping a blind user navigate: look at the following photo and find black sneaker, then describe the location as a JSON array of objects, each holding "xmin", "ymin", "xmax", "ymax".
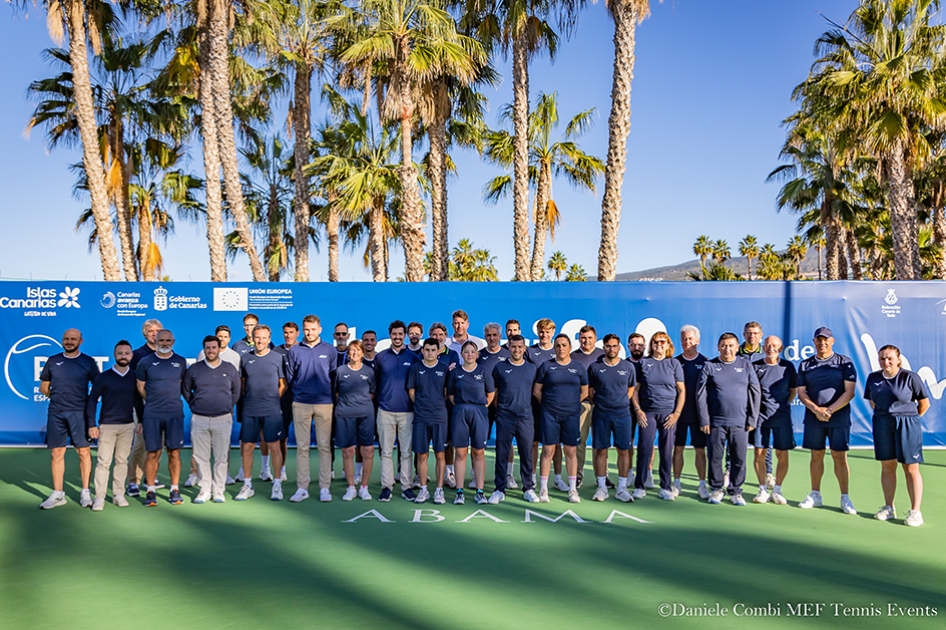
[
  {"xmin": 401, "ymin": 487, "xmax": 417, "ymax": 501},
  {"xmin": 127, "ymin": 483, "xmax": 141, "ymax": 498},
  {"xmin": 378, "ymin": 487, "xmax": 392, "ymax": 502},
  {"xmin": 154, "ymin": 482, "xmax": 166, "ymax": 490},
  {"xmin": 576, "ymin": 474, "xmax": 584, "ymax": 489},
  {"xmin": 144, "ymin": 491, "xmax": 158, "ymax": 507},
  {"xmin": 169, "ymin": 489, "xmax": 183, "ymax": 505},
  {"xmin": 605, "ymin": 477, "xmax": 616, "ymax": 489}
]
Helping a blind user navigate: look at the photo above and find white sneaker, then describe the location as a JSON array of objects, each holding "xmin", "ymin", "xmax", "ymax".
[
  {"xmin": 538, "ymin": 488, "xmax": 550, "ymax": 503},
  {"xmin": 553, "ymin": 478, "xmax": 570, "ymax": 492},
  {"xmin": 671, "ymin": 480, "xmax": 681, "ymax": 498},
  {"xmin": 213, "ymin": 492, "xmax": 226, "ymax": 503},
  {"xmin": 289, "ymin": 489, "xmax": 309, "ymax": 503},
  {"xmin": 454, "ymin": 491, "xmax": 465, "ymax": 505},
  {"xmin": 765, "ymin": 473, "xmax": 776, "ymax": 490},
  {"xmin": 644, "ymin": 470, "xmax": 656, "ymax": 489},
  {"xmin": 91, "ymin": 497, "xmax": 105, "ymax": 512},
  {"xmin": 235, "ymin": 486, "xmax": 255, "ymax": 501},
  {"xmin": 193, "ymin": 490, "xmax": 212, "ymax": 504},
  {"xmin": 260, "ymin": 468, "xmax": 273, "ymax": 482},
  {"xmin": 226, "ymin": 475, "xmax": 236, "ymax": 485},
  {"xmin": 184, "ymin": 473, "xmax": 199, "ymax": 488},
  {"xmin": 658, "ymin": 488, "xmax": 675, "ymax": 501},
  {"xmin": 415, "ymin": 487, "xmax": 430, "ymax": 504},
  {"xmin": 798, "ymin": 491, "xmax": 822, "ymax": 509},
  {"xmin": 615, "ymin": 487, "xmax": 633, "ymax": 503},
  {"xmin": 875, "ymin": 505, "xmax": 896, "ymax": 521},
  {"xmin": 523, "ymin": 489, "xmax": 539, "ymax": 503},
  {"xmin": 271, "ymin": 484, "xmax": 283, "ymax": 501},
  {"xmin": 113, "ymin": 495, "xmax": 129, "ymax": 508},
  {"xmin": 506, "ymin": 474, "xmax": 518, "ymax": 490},
  {"xmin": 320, "ymin": 489, "xmax": 332, "ymax": 502},
  {"xmin": 568, "ymin": 489, "xmax": 581, "ymax": 503},
  {"xmin": 592, "ymin": 487, "xmax": 609, "ymax": 502},
  {"xmin": 771, "ymin": 491, "xmax": 788, "ymax": 505},
  {"xmin": 445, "ymin": 471, "xmax": 457, "ymax": 489},
  {"xmin": 79, "ymin": 490, "xmax": 93, "ymax": 508},
  {"xmin": 708, "ymin": 490, "xmax": 724, "ymax": 504},
  {"xmin": 468, "ymin": 477, "xmax": 478, "ymax": 490},
  {"xmin": 358, "ymin": 486, "xmax": 372, "ymax": 501},
  {"xmin": 754, "ymin": 488, "xmax": 771, "ymax": 504},
  {"xmin": 904, "ymin": 509, "xmax": 924, "ymax": 527},
  {"xmin": 731, "ymin": 494, "xmax": 747, "ymax": 506},
  {"xmin": 279, "ymin": 468, "xmax": 288, "ymax": 482},
  {"xmin": 488, "ymin": 491, "xmax": 505, "ymax": 504},
  {"xmin": 342, "ymin": 486, "xmax": 357, "ymax": 501},
  {"xmin": 697, "ymin": 481, "xmax": 710, "ymax": 500},
  {"xmin": 840, "ymin": 494, "xmax": 857, "ymax": 515},
  {"xmin": 235, "ymin": 470, "xmax": 245, "ymax": 482},
  {"xmin": 632, "ymin": 488, "xmax": 646, "ymax": 500},
  {"xmin": 412, "ymin": 474, "xmax": 421, "ymax": 489},
  {"xmin": 432, "ymin": 488, "xmax": 446, "ymax": 504}
]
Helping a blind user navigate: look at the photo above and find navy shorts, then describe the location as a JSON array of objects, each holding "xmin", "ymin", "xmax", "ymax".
[
  {"xmin": 241, "ymin": 415, "xmax": 284, "ymax": 444},
  {"xmin": 336, "ymin": 415, "xmax": 376, "ymax": 448},
  {"xmin": 591, "ymin": 408, "xmax": 633, "ymax": 450},
  {"xmin": 412, "ymin": 422, "xmax": 448, "ymax": 454},
  {"xmin": 758, "ymin": 425, "xmax": 796, "ymax": 451},
  {"xmin": 873, "ymin": 414, "xmax": 924, "ymax": 464},
  {"xmin": 673, "ymin": 422, "xmax": 707, "ymax": 449},
  {"xmin": 540, "ymin": 408, "xmax": 580, "ymax": 446},
  {"xmin": 46, "ymin": 410, "xmax": 89, "ymax": 448},
  {"xmin": 142, "ymin": 416, "xmax": 184, "ymax": 452},
  {"xmin": 281, "ymin": 404, "xmax": 294, "ymax": 435},
  {"xmin": 451, "ymin": 404, "xmax": 489, "ymax": 449},
  {"xmin": 802, "ymin": 423, "xmax": 850, "ymax": 452}
]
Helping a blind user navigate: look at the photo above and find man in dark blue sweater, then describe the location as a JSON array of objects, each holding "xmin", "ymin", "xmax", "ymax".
[
  {"xmin": 39, "ymin": 328, "xmax": 100, "ymax": 510},
  {"xmin": 87, "ymin": 340, "xmax": 137, "ymax": 511},
  {"xmin": 697, "ymin": 332, "xmax": 761, "ymax": 506},
  {"xmin": 184, "ymin": 335, "xmax": 241, "ymax": 504}
]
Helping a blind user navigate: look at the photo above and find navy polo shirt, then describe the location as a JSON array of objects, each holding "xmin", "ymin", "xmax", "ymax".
[
  {"xmin": 492, "ymin": 361, "xmax": 537, "ymax": 417},
  {"xmin": 448, "ymin": 364, "xmax": 495, "ymax": 406},
  {"xmin": 697, "ymin": 356, "xmax": 761, "ymax": 428},
  {"xmin": 635, "ymin": 357, "xmax": 684, "ymax": 414},
  {"xmin": 406, "ymin": 361, "xmax": 448, "ymax": 423},
  {"xmin": 589, "ymin": 359, "xmax": 637, "ymax": 414},
  {"xmin": 40, "ymin": 352, "xmax": 99, "ymax": 412},
  {"xmin": 865, "ymin": 369, "xmax": 927, "ymax": 418},
  {"xmin": 375, "ymin": 347, "xmax": 418, "ymax": 412},
  {"xmin": 477, "ymin": 347, "xmax": 511, "ymax": 375},
  {"xmin": 241, "ymin": 350, "xmax": 285, "ymax": 416},
  {"xmin": 136, "ymin": 352, "xmax": 187, "ymax": 419},
  {"xmin": 334, "ymin": 364, "xmax": 377, "ymax": 418},
  {"xmin": 535, "ymin": 359, "xmax": 588, "ymax": 415},
  {"xmin": 797, "ymin": 353, "xmax": 857, "ymax": 427},
  {"xmin": 754, "ymin": 358, "xmax": 798, "ymax": 427}
]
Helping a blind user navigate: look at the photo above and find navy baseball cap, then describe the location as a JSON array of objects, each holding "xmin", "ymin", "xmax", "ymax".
[{"xmin": 813, "ymin": 327, "xmax": 834, "ymax": 339}]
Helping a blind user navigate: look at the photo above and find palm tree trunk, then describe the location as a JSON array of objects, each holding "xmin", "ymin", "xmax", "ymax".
[
  {"xmin": 136, "ymin": 201, "xmax": 155, "ymax": 281},
  {"xmin": 197, "ymin": 5, "xmax": 227, "ymax": 282},
  {"xmin": 210, "ymin": 0, "xmax": 266, "ymax": 282},
  {"xmin": 429, "ymin": 90, "xmax": 449, "ymax": 282},
  {"xmin": 816, "ymin": 246, "xmax": 823, "ymax": 281},
  {"xmin": 511, "ymin": 31, "xmax": 531, "ymax": 281},
  {"xmin": 398, "ymin": 112, "xmax": 425, "ymax": 282},
  {"xmin": 846, "ymin": 227, "xmax": 862, "ymax": 280},
  {"xmin": 292, "ymin": 62, "xmax": 312, "ymax": 281},
  {"xmin": 825, "ymin": 216, "xmax": 843, "ymax": 280},
  {"xmin": 266, "ymin": 187, "xmax": 281, "ymax": 282},
  {"xmin": 64, "ymin": 0, "xmax": 121, "ymax": 281},
  {"xmin": 529, "ymin": 165, "xmax": 551, "ymax": 280},
  {"xmin": 747, "ymin": 256, "xmax": 753, "ymax": 281},
  {"xmin": 368, "ymin": 202, "xmax": 386, "ymax": 282},
  {"xmin": 112, "ymin": 123, "xmax": 138, "ymax": 281},
  {"xmin": 327, "ymin": 192, "xmax": 339, "ymax": 282},
  {"xmin": 883, "ymin": 144, "xmax": 922, "ymax": 280},
  {"xmin": 933, "ymin": 202, "xmax": 946, "ymax": 280},
  {"xmin": 597, "ymin": 0, "xmax": 638, "ymax": 282}
]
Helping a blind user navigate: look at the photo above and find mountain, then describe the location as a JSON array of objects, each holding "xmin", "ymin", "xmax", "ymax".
[{"xmin": 612, "ymin": 248, "xmax": 823, "ymax": 281}]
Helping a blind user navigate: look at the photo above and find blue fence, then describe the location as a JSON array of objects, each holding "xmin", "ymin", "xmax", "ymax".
[{"xmin": 1, "ymin": 280, "xmax": 944, "ymax": 447}]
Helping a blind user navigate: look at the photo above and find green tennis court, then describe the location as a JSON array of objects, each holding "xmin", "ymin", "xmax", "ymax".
[{"xmin": 1, "ymin": 447, "xmax": 943, "ymax": 629}]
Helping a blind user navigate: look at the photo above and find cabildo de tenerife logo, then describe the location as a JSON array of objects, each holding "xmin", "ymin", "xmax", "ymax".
[{"xmin": 0, "ymin": 286, "xmax": 80, "ymax": 316}]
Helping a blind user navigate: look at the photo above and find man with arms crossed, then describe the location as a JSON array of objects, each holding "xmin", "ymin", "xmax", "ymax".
[
  {"xmin": 136, "ymin": 329, "xmax": 187, "ymax": 507},
  {"xmin": 86, "ymin": 340, "xmax": 136, "ymax": 511},
  {"xmin": 374, "ymin": 320, "xmax": 419, "ymax": 502},
  {"xmin": 674, "ymin": 325, "xmax": 709, "ymax": 499},
  {"xmin": 489, "ymin": 335, "xmax": 538, "ymax": 504},
  {"xmin": 183, "ymin": 335, "xmax": 241, "ymax": 504},
  {"xmin": 752, "ymin": 335, "xmax": 797, "ymax": 505},
  {"xmin": 796, "ymin": 327, "xmax": 858, "ymax": 514},
  {"xmin": 238, "ymin": 325, "xmax": 287, "ymax": 501},
  {"xmin": 284, "ymin": 315, "xmax": 337, "ymax": 503},
  {"xmin": 408, "ymin": 339, "xmax": 450, "ymax": 505},
  {"xmin": 589, "ymin": 334, "xmax": 636, "ymax": 502},
  {"xmin": 39, "ymin": 328, "xmax": 100, "ymax": 509}
]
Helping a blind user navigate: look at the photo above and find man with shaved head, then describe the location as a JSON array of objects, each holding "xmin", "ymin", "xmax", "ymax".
[
  {"xmin": 752, "ymin": 336, "xmax": 797, "ymax": 505},
  {"xmin": 39, "ymin": 328, "xmax": 100, "ymax": 509}
]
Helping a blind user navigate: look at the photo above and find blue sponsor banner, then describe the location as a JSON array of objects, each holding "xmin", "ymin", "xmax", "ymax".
[{"xmin": 1, "ymin": 281, "xmax": 944, "ymax": 447}]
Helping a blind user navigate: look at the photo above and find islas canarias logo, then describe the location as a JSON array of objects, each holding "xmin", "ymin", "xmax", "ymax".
[{"xmin": 0, "ymin": 286, "xmax": 81, "ymax": 309}]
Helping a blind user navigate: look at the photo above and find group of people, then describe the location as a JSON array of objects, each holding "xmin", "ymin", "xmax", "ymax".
[{"xmin": 37, "ymin": 311, "xmax": 930, "ymax": 526}]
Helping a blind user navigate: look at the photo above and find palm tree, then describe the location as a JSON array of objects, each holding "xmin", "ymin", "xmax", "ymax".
[
  {"xmin": 693, "ymin": 235, "xmax": 712, "ymax": 269},
  {"xmin": 21, "ymin": 0, "xmax": 122, "ymax": 279},
  {"xmin": 565, "ymin": 263, "xmax": 587, "ymax": 282},
  {"xmin": 340, "ymin": 0, "xmax": 480, "ymax": 282},
  {"xmin": 786, "ymin": 235, "xmax": 808, "ymax": 279},
  {"xmin": 756, "ymin": 244, "xmax": 785, "ymax": 281},
  {"xmin": 803, "ymin": 0, "xmax": 946, "ymax": 280},
  {"xmin": 712, "ymin": 239, "xmax": 730, "ymax": 265},
  {"xmin": 597, "ymin": 0, "xmax": 659, "ymax": 281},
  {"xmin": 483, "ymin": 92, "xmax": 604, "ymax": 280},
  {"xmin": 803, "ymin": 227, "xmax": 826, "ymax": 280},
  {"xmin": 738, "ymin": 235, "xmax": 759, "ymax": 280},
  {"xmin": 547, "ymin": 250, "xmax": 567, "ymax": 280}
]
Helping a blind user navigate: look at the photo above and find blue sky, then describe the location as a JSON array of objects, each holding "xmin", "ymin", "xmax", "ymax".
[{"xmin": 0, "ymin": 1, "xmax": 860, "ymax": 282}]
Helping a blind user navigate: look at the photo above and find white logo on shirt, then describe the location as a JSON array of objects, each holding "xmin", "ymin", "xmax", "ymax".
[
  {"xmin": 172, "ymin": 363, "xmax": 181, "ymax": 368},
  {"xmin": 343, "ymin": 374, "xmax": 350, "ymax": 379},
  {"xmin": 402, "ymin": 362, "xmax": 411, "ymax": 366},
  {"xmin": 55, "ymin": 362, "xmax": 63, "ymax": 366},
  {"xmin": 319, "ymin": 355, "xmax": 328, "ymax": 359},
  {"xmin": 152, "ymin": 362, "xmax": 160, "ymax": 366},
  {"xmin": 504, "ymin": 369, "xmax": 512, "ymax": 374},
  {"xmin": 419, "ymin": 370, "xmax": 426, "ymax": 375},
  {"xmin": 247, "ymin": 360, "xmax": 255, "ymax": 365},
  {"xmin": 474, "ymin": 375, "xmax": 483, "ymax": 380},
  {"xmin": 436, "ymin": 371, "xmax": 444, "ymax": 377},
  {"xmin": 618, "ymin": 370, "xmax": 627, "ymax": 376},
  {"xmin": 360, "ymin": 375, "xmax": 369, "ymax": 381},
  {"xmin": 735, "ymin": 367, "xmax": 744, "ymax": 373},
  {"xmin": 567, "ymin": 369, "xmax": 578, "ymax": 374}
]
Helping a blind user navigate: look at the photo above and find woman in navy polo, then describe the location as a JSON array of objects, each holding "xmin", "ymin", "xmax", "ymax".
[{"xmin": 864, "ymin": 345, "xmax": 929, "ymax": 527}]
